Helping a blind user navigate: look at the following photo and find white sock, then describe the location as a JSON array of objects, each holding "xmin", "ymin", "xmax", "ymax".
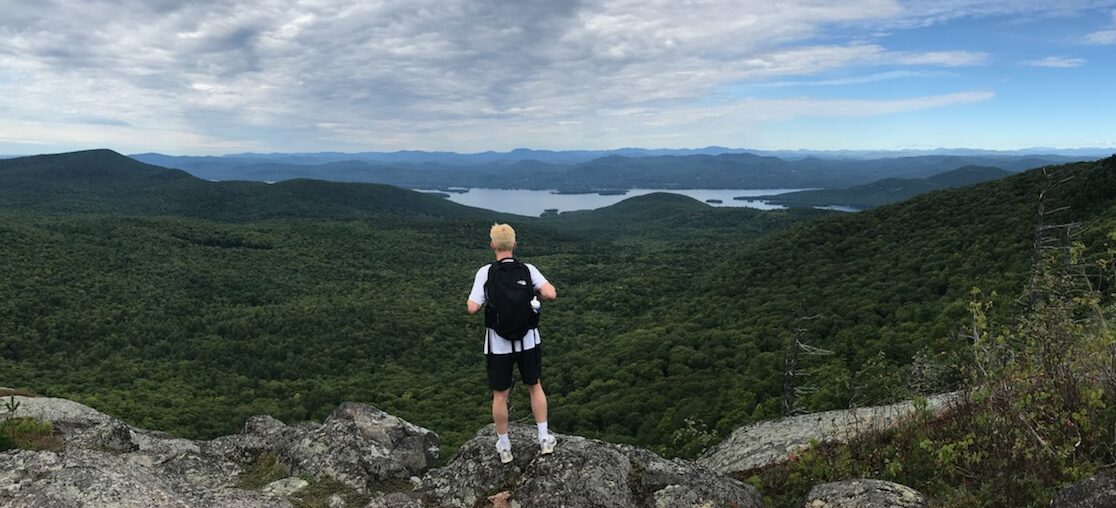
[
  {"xmin": 497, "ymin": 433, "xmax": 510, "ymax": 449},
  {"xmin": 537, "ymin": 421, "xmax": 549, "ymax": 442}
]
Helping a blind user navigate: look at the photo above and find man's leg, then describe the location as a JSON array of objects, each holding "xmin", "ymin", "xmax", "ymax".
[
  {"xmin": 492, "ymin": 389, "xmax": 511, "ymax": 434},
  {"xmin": 526, "ymin": 382, "xmax": 547, "ymax": 424},
  {"xmin": 491, "ymin": 387, "xmax": 513, "ymax": 463},
  {"xmin": 520, "ymin": 346, "xmax": 552, "ymax": 449},
  {"xmin": 488, "ymin": 353, "xmax": 515, "ymax": 462},
  {"xmin": 526, "ymin": 382, "xmax": 554, "ymax": 452},
  {"xmin": 488, "ymin": 352, "xmax": 513, "ymax": 435}
]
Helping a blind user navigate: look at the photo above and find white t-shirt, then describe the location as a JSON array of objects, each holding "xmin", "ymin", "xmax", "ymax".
[{"xmin": 469, "ymin": 260, "xmax": 548, "ymax": 354}]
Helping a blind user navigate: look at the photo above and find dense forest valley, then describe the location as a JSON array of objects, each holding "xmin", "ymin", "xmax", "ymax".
[{"xmin": 4, "ymin": 150, "xmax": 1116, "ymax": 505}]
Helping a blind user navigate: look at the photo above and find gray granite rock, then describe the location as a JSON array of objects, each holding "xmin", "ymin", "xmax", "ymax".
[
  {"xmin": 2, "ymin": 395, "xmax": 139, "ymax": 453},
  {"xmin": 283, "ymin": 402, "xmax": 440, "ymax": 491},
  {"xmin": 1051, "ymin": 472, "xmax": 1116, "ymax": 508},
  {"xmin": 147, "ymin": 449, "xmax": 244, "ymax": 489},
  {"xmin": 210, "ymin": 402, "xmax": 439, "ymax": 493},
  {"xmin": 366, "ymin": 492, "xmax": 426, "ymax": 507},
  {"xmin": 0, "ymin": 448, "xmax": 288, "ymax": 508},
  {"xmin": 1, "ymin": 395, "xmax": 439, "ymax": 504},
  {"xmin": 699, "ymin": 393, "xmax": 958, "ymax": 475},
  {"xmin": 418, "ymin": 423, "xmax": 763, "ymax": 508},
  {"xmin": 802, "ymin": 479, "xmax": 927, "ymax": 508},
  {"xmin": 263, "ymin": 477, "xmax": 310, "ymax": 497}
]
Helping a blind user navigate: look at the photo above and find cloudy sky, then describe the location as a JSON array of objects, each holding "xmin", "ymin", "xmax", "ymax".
[{"xmin": 1, "ymin": 0, "xmax": 1114, "ymax": 155}]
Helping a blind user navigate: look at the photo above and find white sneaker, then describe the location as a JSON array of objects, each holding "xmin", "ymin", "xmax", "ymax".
[
  {"xmin": 496, "ymin": 440, "xmax": 514, "ymax": 464},
  {"xmin": 539, "ymin": 434, "xmax": 557, "ymax": 455}
]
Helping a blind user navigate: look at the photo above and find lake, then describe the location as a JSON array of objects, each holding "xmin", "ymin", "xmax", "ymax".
[{"xmin": 415, "ymin": 188, "xmax": 813, "ymax": 217}]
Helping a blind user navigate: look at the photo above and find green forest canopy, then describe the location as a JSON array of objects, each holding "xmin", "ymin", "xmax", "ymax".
[{"xmin": 1, "ymin": 150, "xmax": 1114, "ymax": 458}]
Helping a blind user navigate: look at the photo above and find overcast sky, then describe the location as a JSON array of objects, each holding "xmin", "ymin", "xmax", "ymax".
[{"xmin": 1, "ymin": 0, "xmax": 1114, "ymax": 155}]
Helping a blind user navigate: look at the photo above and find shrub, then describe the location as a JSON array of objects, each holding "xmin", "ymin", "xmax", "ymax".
[
  {"xmin": 749, "ymin": 233, "xmax": 1116, "ymax": 507},
  {"xmin": 237, "ymin": 453, "xmax": 289, "ymax": 490},
  {"xmin": 0, "ymin": 417, "xmax": 61, "ymax": 451},
  {"xmin": 0, "ymin": 429, "xmax": 13, "ymax": 451},
  {"xmin": 290, "ymin": 477, "xmax": 372, "ymax": 508}
]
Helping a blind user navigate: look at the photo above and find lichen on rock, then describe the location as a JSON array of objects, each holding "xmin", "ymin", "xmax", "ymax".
[
  {"xmin": 418, "ymin": 423, "xmax": 764, "ymax": 508},
  {"xmin": 801, "ymin": 479, "xmax": 928, "ymax": 508},
  {"xmin": 0, "ymin": 395, "xmax": 439, "ymax": 507},
  {"xmin": 698, "ymin": 393, "xmax": 958, "ymax": 475}
]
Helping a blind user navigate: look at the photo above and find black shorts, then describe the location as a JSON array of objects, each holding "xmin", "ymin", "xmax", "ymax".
[{"xmin": 487, "ymin": 346, "xmax": 542, "ymax": 392}]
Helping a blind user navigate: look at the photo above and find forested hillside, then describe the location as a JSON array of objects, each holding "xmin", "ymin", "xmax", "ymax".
[
  {"xmin": 0, "ymin": 149, "xmax": 494, "ymax": 221},
  {"xmin": 766, "ymin": 165, "xmax": 1012, "ymax": 209},
  {"xmin": 1, "ymin": 151, "xmax": 1114, "ymax": 461},
  {"xmin": 541, "ymin": 157, "xmax": 1116, "ymax": 456}
]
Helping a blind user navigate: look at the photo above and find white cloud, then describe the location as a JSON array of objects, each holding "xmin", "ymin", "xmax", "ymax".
[
  {"xmin": 1086, "ymin": 29, "xmax": 1116, "ymax": 43},
  {"xmin": 0, "ymin": 0, "xmax": 1097, "ymax": 153},
  {"xmin": 636, "ymin": 91, "xmax": 997, "ymax": 126},
  {"xmin": 892, "ymin": 50, "xmax": 989, "ymax": 66},
  {"xmin": 302, "ymin": 90, "xmax": 997, "ymax": 151},
  {"xmin": 1082, "ymin": 10, "xmax": 1116, "ymax": 43},
  {"xmin": 736, "ymin": 90, "xmax": 996, "ymax": 119},
  {"xmin": 889, "ymin": 0, "xmax": 1116, "ymax": 27},
  {"xmin": 1021, "ymin": 56, "xmax": 1087, "ymax": 67},
  {"xmin": 0, "ymin": 120, "xmax": 254, "ymax": 152},
  {"xmin": 758, "ymin": 70, "xmax": 947, "ymax": 87}
]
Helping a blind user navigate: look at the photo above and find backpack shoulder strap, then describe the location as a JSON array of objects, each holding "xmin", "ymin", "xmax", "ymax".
[{"xmin": 484, "ymin": 261, "xmax": 499, "ymax": 304}]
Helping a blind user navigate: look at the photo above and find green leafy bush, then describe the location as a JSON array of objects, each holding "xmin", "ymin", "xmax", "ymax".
[
  {"xmin": 0, "ymin": 417, "xmax": 61, "ymax": 451},
  {"xmin": 750, "ymin": 231, "xmax": 1116, "ymax": 507},
  {"xmin": 0, "ymin": 428, "xmax": 13, "ymax": 451}
]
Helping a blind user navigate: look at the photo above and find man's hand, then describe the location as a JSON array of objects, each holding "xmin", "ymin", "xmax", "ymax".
[
  {"xmin": 537, "ymin": 282, "xmax": 557, "ymax": 301},
  {"xmin": 467, "ymin": 299, "xmax": 482, "ymax": 315}
]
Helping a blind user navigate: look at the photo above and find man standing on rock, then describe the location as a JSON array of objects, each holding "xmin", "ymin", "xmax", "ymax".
[{"xmin": 467, "ymin": 223, "xmax": 558, "ymax": 463}]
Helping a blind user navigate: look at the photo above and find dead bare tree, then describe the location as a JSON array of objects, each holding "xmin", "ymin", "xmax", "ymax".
[
  {"xmin": 1027, "ymin": 166, "xmax": 1078, "ymax": 310},
  {"xmin": 782, "ymin": 314, "xmax": 833, "ymax": 416}
]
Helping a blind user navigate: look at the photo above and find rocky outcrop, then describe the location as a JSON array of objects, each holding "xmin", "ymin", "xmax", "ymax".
[
  {"xmin": 1, "ymin": 394, "xmax": 438, "ymax": 507},
  {"xmin": 0, "ymin": 448, "xmax": 286, "ymax": 508},
  {"xmin": 207, "ymin": 402, "xmax": 439, "ymax": 492},
  {"xmin": 3, "ymin": 394, "xmax": 764, "ymax": 507},
  {"xmin": 698, "ymin": 393, "xmax": 959, "ymax": 475},
  {"xmin": 1051, "ymin": 472, "xmax": 1116, "ymax": 508},
  {"xmin": 1, "ymin": 395, "xmax": 139, "ymax": 453},
  {"xmin": 7, "ymin": 390, "xmax": 959, "ymax": 507},
  {"xmin": 801, "ymin": 479, "xmax": 927, "ymax": 508},
  {"xmin": 418, "ymin": 423, "xmax": 764, "ymax": 508}
]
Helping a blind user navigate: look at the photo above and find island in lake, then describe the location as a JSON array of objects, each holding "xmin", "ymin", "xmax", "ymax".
[{"xmin": 552, "ymin": 189, "xmax": 629, "ymax": 196}]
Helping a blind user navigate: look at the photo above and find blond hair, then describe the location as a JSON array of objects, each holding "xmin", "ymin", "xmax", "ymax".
[{"xmin": 490, "ymin": 223, "xmax": 516, "ymax": 251}]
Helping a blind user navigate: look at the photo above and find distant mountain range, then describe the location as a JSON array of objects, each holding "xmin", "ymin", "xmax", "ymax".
[
  {"xmin": 131, "ymin": 147, "xmax": 1115, "ymax": 167},
  {"xmin": 7, "ymin": 150, "xmax": 1099, "ymax": 220},
  {"xmin": 129, "ymin": 150, "xmax": 1106, "ymax": 191},
  {"xmin": 0, "ymin": 149, "xmax": 496, "ymax": 221}
]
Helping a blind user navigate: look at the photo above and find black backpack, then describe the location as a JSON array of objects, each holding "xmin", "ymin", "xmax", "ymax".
[{"xmin": 484, "ymin": 258, "xmax": 539, "ymax": 344}]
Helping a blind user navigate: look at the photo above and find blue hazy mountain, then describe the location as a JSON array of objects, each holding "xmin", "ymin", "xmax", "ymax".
[
  {"xmin": 129, "ymin": 150, "xmax": 1102, "ymax": 191},
  {"xmin": 0, "ymin": 149, "xmax": 498, "ymax": 220}
]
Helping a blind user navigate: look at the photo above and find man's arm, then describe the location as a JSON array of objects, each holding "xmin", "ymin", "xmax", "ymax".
[
  {"xmin": 528, "ymin": 264, "xmax": 557, "ymax": 301},
  {"xmin": 537, "ymin": 282, "xmax": 557, "ymax": 301},
  {"xmin": 467, "ymin": 266, "xmax": 487, "ymax": 314}
]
